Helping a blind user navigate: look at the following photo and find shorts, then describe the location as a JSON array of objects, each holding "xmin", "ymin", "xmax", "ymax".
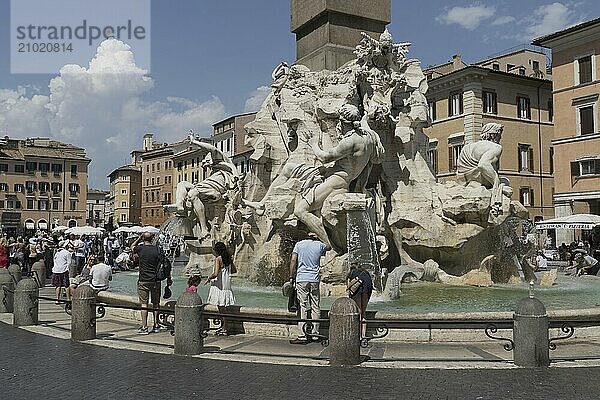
[
  {"xmin": 138, "ymin": 281, "xmax": 161, "ymax": 305},
  {"xmin": 52, "ymin": 272, "xmax": 70, "ymax": 288}
]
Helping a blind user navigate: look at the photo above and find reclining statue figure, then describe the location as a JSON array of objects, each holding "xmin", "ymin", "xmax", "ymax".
[
  {"xmin": 165, "ymin": 132, "xmax": 239, "ymax": 239},
  {"xmin": 456, "ymin": 123, "xmax": 512, "ymax": 215}
]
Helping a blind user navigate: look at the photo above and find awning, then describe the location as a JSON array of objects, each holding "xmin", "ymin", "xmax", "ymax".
[
  {"xmin": 25, "ymin": 221, "xmax": 35, "ymax": 229},
  {"xmin": 535, "ymin": 214, "xmax": 600, "ymax": 230},
  {"xmin": 38, "ymin": 221, "xmax": 48, "ymax": 230}
]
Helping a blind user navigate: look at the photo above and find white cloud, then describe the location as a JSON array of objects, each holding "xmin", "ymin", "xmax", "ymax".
[
  {"xmin": 491, "ymin": 15, "xmax": 516, "ymax": 26},
  {"xmin": 0, "ymin": 38, "xmax": 226, "ymax": 187},
  {"xmin": 436, "ymin": 4, "xmax": 496, "ymax": 30},
  {"xmin": 525, "ymin": 2, "xmax": 582, "ymax": 39},
  {"xmin": 244, "ymin": 86, "xmax": 271, "ymax": 113}
]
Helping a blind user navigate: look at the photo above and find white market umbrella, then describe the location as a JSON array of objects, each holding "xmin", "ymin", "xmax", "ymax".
[
  {"xmin": 52, "ymin": 225, "xmax": 69, "ymax": 233},
  {"xmin": 65, "ymin": 226, "xmax": 104, "ymax": 236},
  {"xmin": 535, "ymin": 214, "xmax": 600, "ymax": 230},
  {"xmin": 141, "ymin": 226, "xmax": 160, "ymax": 234},
  {"xmin": 114, "ymin": 226, "xmax": 133, "ymax": 233}
]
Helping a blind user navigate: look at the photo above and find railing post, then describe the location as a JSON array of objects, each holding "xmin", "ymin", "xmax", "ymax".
[
  {"xmin": 513, "ymin": 297, "xmax": 550, "ymax": 367},
  {"xmin": 329, "ymin": 297, "xmax": 361, "ymax": 366},
  {"xmin": 71, "ymin": 285, "xmax": 97, "ymax": 341},
  {"xmin": 0, "ymin": 269, "xmax": 14, "ymax": 313},
  {"xmin": 13, "ymin": 278, "xmax": 38, "ymax": 326},
  {"xmin": 31, "ymin": 260, "xmax": 46, "ymax": 288},
  {"xmin": 174, "ymin": 292, "xmax": 204, "ymax": 355},
  {"xmin": 8, "ymin": 264, "xmax": 22, "ymax": 285}
]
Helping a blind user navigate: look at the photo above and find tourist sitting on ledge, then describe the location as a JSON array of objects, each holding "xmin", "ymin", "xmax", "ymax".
[{"xmin": 573, "ymin": 253, "xmax": 599, "ymax": 276}]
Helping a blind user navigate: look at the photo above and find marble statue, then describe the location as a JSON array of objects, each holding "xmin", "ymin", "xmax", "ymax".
[
  {"xmin": 165, "ymin": 132, "xmax": 239, "ymax": 239},
  {"xmin": 457, "ymin": 123, "xmax": 512, "ymax": 215},
  {"xmin": 163, "ymin": 29, "xmax": 532, "ymax": 293}
]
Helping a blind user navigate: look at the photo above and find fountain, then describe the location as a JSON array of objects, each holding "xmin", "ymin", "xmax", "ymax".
[{"xmin": 153, "ymin": 29, "xmax": 578, "ymax": 309}]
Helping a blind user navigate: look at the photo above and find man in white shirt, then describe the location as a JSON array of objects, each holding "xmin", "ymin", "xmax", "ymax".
[
  {"xmin": 88, "ymin": 261, "xmax": 112, "ymax": 291},
  {"xmin": 52, "ymin": 241, "xmax": 73, "ymax": 304},
  {"xmin": 72, "ymin": 235, "xmax": 86, "ymax": 273}
]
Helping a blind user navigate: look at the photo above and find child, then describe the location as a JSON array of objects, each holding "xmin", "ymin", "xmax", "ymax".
[{"xmin": 186, "ymin": 275, "xmax": 202, "ymax": 293}]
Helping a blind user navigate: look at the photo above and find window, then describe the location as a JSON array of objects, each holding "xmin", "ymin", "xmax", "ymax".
[
  {"xmin": 52, "ymin": 200, "xmax": 59, "ymax": 210},
  {"xmin": 25, "ymin": 181, "xmax": 36, "ymax": 193},
  {"xmin": 507, "ymin": 64, "xmax": 515, "ymax": 72},
  {"xmin": 151, "ymin": 177, "xmax": 155, "ymax": 185},
  {"xmin": 518, "ymin": 145, "xmax": 534, "ymax": 172},
  {"xmin": 51, "ymin": 164, "xmax": 62, "ymax": 175},
  {"xmin": 579, "ymin": 106, "xmax": 594, "ymax": 135},
  {"xmin": 492, "ymin": 63, "xmax": 499, "ymax": 71},
  {"xmin": 577, "ymin": 55, "xmax": 593, "ymax": 85},
  {"xmin": 15, "ymin": 201, "xmax": 21, "ymax": 209},
  {"xmin": 14, "ymin": 183, "xmax": 24, "ymax": 193},
  {"xmin": 70, "ymin": 199, "xmax": 77, "ymax": 211},
  {"xmin": 428, "ymin": 100, "xmax": 436, "ymax": 121},
  {"xmin": 120, "ymin": 213, "xmax": 127, "ymax": 222},
  {"xmin": 151, "ymin": 192, "xmax": 155, "ymax": 202},
  {"xmin": 121, "ymin": 201, "xmax": 127, "ymax": 207},
  {"xmin": 145, "ymin": 192, "xmax": 149, "ymax": 202},
  {"xmin": 518, "ymin": 68, "xmax": 526, "ymax": 76},
  {"xmin": 146, "ymin": 165, "xmax": 149, "ymax": 173},
  {"xmin": 427, "ymin": 144, "xmax": 438, "ymax": 175},
  {"xmin": 532, "ymin": 60, "xmax": 540, "ymax": 72},
  {"xmin": 549, "ymin": 147, "xmax": 554, "ymax": 175},
  {"xmin": 483, "ymin": 91, "xmax": 497, "ymax": 114},
  {"xmin": 38, "ymin": 200, "xmax": 48, "ymax": 211},
  {"xmin": 95, "ymin": 210, "xmax": 100, "ymax": 220},
  {"xmin": 165, "ymin": 161, "xmax": 169, "ymax": 169},
  {"xmin": 69, "ymin": 183, "xmax": 80, "ymax": 194},
  {"xmin": 151, "ymin": 209, "xmax": 155, "ymax": 217},
  {"xmin": 519, "ymin": 188, "xmax": 533, "ymax": 206},
  {"xmin": 14, "ymin": 164, "xmax": 24, "ymax": 173},
  {"xmin": 448, "ymin": 92, "xmax": 463, "ymax": 116},
  {"xmin": 448, "ymin": 144, "xmax": 463, "ymax": 172},
  {"xmin": 27, "ymin": 199, "xmax": 34, "ymax": 209},
  {"xmin": 70, "ymin": 164, "xmax": 77, "ymax": 176},
  {"xmin": 0, "ymin": 183, "xmax": 7, "ymax": 191},
  {"xmin": 191, "ymin": 158, "xmax": 194, "ymax": 168},
  {"xmin": 25, "ymin": 161, "xmax": 37, "ymax": 172},
  {"xmin": 121, "ymin": 189, "xmax": 127, "ymax": 195},
  {"xmin": 39, "ymin": 163, "xmax": 49, "ymax": 174},
  {"xmin": 39, "ymin": 182, "xmax": 49, "ymax": 193},
  {"xmin": 0, "ymin": 164, "xmax": 7, "ymax": 172},
  {"xmin": 517, "ymin": 96, "xmax": 531, "ymax": 119},
  {"xmin": 121, "ymin": 175, "xmax": 128, "ymax": 181},
  {"xmin": 51, "ymin": 182, "xmax": 61, "ymax": 194},
  {"xmin": 157, "ymin": 177, "xmax": 160, "ymax": 184},
  {"xmin": 572, "ymin": 159, "xmax": 600, "ymax": 177},
  {"xmin": 177, "ymin": 162, "xmax": 182, "ymax": 171},
  {"xmin": 156, "ymin": 163, "xmax": 160, "ymax": 172}
]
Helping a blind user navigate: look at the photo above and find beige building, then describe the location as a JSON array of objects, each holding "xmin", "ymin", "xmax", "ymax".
[
  {"xmin": 0, "ymin": 136, "xmax": 90, "ymax": 235},
  {"xmin": 533, "ymin": 18, "xmax": 600, "ymax": 243},
  {"xmin": 139, "ymin": 134, "xmax": 178, "ymax": 227},
  {"xmin": 173, "ymin": 144, "xmax": 211, "ymax": 193},
  {"xmin": 290, "ymin": 0, "xmax": 391, "ymax": 71},
  {"xmin": 86, "ymin": 188, "xmax": 108, "ymax": 228},
  {"xmin": 424, "ymin": 65, "xmax": 554, "ymax": 221},
  {"xmin": 212, "ymin": 113, "xmax": 256, "ymax": 175},
  {"xmin": 107, "ymin": 165, "xmax": 141, "ymax": 227}
]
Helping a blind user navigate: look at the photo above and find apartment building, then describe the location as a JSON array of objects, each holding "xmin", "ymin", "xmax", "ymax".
[
  {"xmin": 0, "ymin": 136, "xmax": 90, "ymax": 235},
  {"xmin": 533, "ymin": 18, "xmax": 600, "ymax": 243},
  {"xmin": 212, "ymin": 113, "xmax": 256, "ymax": 175},
  {"xmin": 173, "ymin": 144, "xmax": 211, "ymax": 194},
  {"xmin": 86, "ymin": 188, "xmax": 108, "ymax": 228},
  {"xmin": 107, "ymin": 165, "xmax": 141, "ymax": 226},
  {"xmin": 140, "ymin": 141, "xmax": 176, "ymax": 227},
  {"xmin": 424, "ymin": 65, "xmax": 554, "ymax": 221}
]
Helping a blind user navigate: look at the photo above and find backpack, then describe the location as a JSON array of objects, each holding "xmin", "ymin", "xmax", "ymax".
[{"xmin": 155, "ymin": 246, "xmax": 172, "ymax": 281}]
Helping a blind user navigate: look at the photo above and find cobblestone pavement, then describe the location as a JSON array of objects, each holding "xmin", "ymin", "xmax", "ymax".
[{"xmin": 1, "ymin": 322, "xmax": 600, "ymax": 400}]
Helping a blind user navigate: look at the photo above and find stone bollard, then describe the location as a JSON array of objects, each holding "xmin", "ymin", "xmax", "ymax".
[
  {"xmin": 31, "ymin": 260, "xmax": 46, "ymax": 288},
  {"xmin": 71, "ymin": 285, "xmax": 97, "ymax": 341},
  {"xmin": 13, "ymin": 278, "xmax": 39, "ymax": 326},
  {"xmin": 0, "ymin": 269, "xmax": 14, "ymax": 313},
  {"xmin": 329, "ymin": 297, "xmax": 361, "ymax": 366},
  {"xmin": 513, "ymin": 297, "xmax": 550, "ymax": 367},
  {"xmin": 8, "ymin": 264, "xmax": 22, "ymax": 285},
  {"xmin": 174, "ymin": 292, "xmax": 204, "ymax": 355}
]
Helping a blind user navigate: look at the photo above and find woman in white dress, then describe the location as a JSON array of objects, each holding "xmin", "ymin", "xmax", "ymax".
[{"xmin": 205, "ymin": 241, "xmax": 236, "ymax": 335}]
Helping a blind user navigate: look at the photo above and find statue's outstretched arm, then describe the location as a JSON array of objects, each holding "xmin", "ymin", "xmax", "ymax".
[
  {"xmin": 311, "ymin": 135, "xmax": 356, "ymax": 164},
  {"xmin": 477, "ymin": 150, "xmax": 501, "ymax": 189}
]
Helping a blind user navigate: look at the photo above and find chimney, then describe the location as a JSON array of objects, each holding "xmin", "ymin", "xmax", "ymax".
[
  {"xmin": 452, "ymin": 54, "xmax": 462, "ymax": 69},
  {"xmin": 143, "ymin": 133, "xmax": 154, "ymax": 151}
]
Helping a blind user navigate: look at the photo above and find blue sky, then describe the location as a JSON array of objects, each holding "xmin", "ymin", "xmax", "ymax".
[{"xmin": 0, "ymin": 0, "xmax": 598, "ymax": 187}]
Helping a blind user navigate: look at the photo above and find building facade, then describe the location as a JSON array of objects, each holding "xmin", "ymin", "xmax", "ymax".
[
  {"xmin": 107, "ymin": 165, "xmax": 141, "ymax": 227},
  {"xmin": 0, "ymin": 137, "xmax": 90, "ymax": 235},
  {"xmin": 424, "ymin": 66, "xmax": 554, "ymax": 221},
  {"xmin": 140, "ymin": 143, "xmax": 176, "ymax": 227},
  {"xmin": 173, "ymin": 146, "xmax": 210, "ymax": 194},
  {"xmin": 533, "ymin": 18, "xmax": 600, "ymax": 243},
  {"xmin": 86, "ymin": 188, "xmax": 108, "ymax": 228},
  {"xmin": 212, "ymin": 113, "xmax": 256, "ymax": 174},
  {"xmin": 290, "ymin": 0, "xmax": 391, "ymax": 71}
]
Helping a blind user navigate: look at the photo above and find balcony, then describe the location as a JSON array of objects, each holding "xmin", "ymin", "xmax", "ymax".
[
  {"xmin": 69, "ymin": 191, "xmax": 78, "ymax": 198},
  {"xmin": 53, "ymin": 171, "xmax": 61, "ymax": 177}
]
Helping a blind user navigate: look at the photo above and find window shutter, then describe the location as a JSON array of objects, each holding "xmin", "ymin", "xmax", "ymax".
[
  {"xmin": 483, "ymin": 92, "xmax": 488, "ymax": 113},
  {"xmin": 493, "ymin": 93, "xmax": 498, "ymax": 114},
  {"xmin": 517, "ymin": 97, "xmax": 521, "ymax": 118},
  {"xmin": 448, "ymin": 147, "xmax": 454, "ymax": 172},
  {"xmin": 571, "ymin": 161, "xmax": 580, "ymax": 177},
  {"xmin": 459, "ymin": 93, "xmax": 463, "ymax": 114},
  {"xmin": 526, "ymin": 98, "xmax": 531, "ymax": 119},
  {"xmin": 518, "ymin": 146, "xmax": 523, "ymax": 171},
  {"xmin": 529, "ymin": 147, "xmax": 534, "ymax": 172},
  {"xmin": 530, "ymin": 189, "xmax": 534, "ymax": 207},
  {"xmin": 580, "ymin": 106, "xmax": 594, "ymax": 135},
  {"xmin": 595, "ymin": 159, "xmax": 600, "ymax": 175},
  {"xmin": 519, "ymin": 188, "xmax": 525, "ymax": 204},
  {"xmin": 579, "ymin": 56, "xmax": 592, "ymax": 84}
]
